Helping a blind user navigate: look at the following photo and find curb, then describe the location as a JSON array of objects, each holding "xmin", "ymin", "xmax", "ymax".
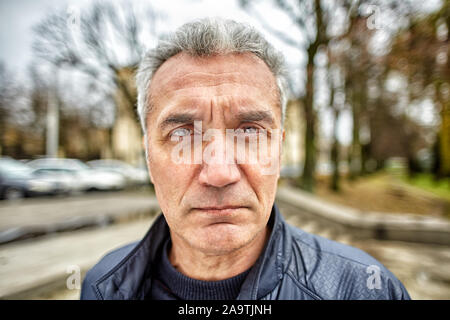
[{"xmin": 276, "ymin": 187, "xmax": 450, "ymax": 246}]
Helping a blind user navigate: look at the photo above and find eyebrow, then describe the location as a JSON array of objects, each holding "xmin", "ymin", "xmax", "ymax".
[
  {"xmin": 158, "ymin": 112, "xmax": 198, "ymax": 131},
  {"xmin": 236, "ymin": 110, "xmax": 275, "ymax": 126},
  {"xmin": 158, "ymin": 109, "xmax": 275, "ymax": 132}
]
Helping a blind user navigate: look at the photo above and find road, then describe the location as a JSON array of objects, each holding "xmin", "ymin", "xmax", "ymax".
[
  {"xmin": 0, "ymin": 190, "xmax": 159, "ymax": 244},
  {"xmin": 0, "ymin": 192, "xmax": 449, "ymax": 299},
  {"xmin": 0, "ymin": 190, "xmax": 158, "ymax": 231}
]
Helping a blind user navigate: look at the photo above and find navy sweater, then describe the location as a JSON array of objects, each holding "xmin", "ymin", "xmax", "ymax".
[{"xmin": 150, "ymin": 239, "xmax": 251, "ymax": 300}]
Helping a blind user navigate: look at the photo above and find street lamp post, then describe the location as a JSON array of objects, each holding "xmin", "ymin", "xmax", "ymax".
[{"xmin": 46, "ymin": 67, "xmax": 59, "ymax": 158}]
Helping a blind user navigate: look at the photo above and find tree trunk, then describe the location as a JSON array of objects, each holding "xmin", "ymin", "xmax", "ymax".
[
  {"xmin": 329, "ymin": 79, "xmax": 340, "ymax": 191},
  {"xmin": 300, "ymin": 47, "xmax": 317, "ymax": 192},
  {"xmin": 349, "ymin": 96, "xmax": 361, "ymax": 180},
  {"xmin": 299, "ymin": 0, "xmax": 326, "ymax": 193},
  {"xmin": 436, "ymin": 81, "xmax": 450, "ymax": 177},
  {"xmin": 330, "ymin": 107, "xmax": 341, "ymax": 191}
]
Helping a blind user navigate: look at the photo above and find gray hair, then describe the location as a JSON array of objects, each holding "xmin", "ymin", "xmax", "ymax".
[{"xmin": 136, "ymin": 17, "xmax": 289, "ymax": 136}]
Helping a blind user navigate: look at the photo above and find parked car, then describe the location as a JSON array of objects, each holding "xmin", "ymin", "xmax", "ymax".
[
  {"xmin": 27, "ymin": 158, "xmax": 126, "ymax": 191},
  {"xmin": 30, "ymin": 168, "xmax": 83, "ymax": 195},
  {"xmin": 87, "ymin": 159, "xmax": 150, "ymax": 187},
  {"xmin": 0, "ymin": 157, "xmax": 58, "ymax": 200}
]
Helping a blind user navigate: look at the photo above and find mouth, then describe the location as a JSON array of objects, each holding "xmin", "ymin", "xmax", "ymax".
[{"xmin": 192, "ymin": 205, "xmax": 248, "ymax": 216}]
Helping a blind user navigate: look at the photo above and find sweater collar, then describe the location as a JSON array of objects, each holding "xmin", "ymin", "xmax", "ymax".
[{"xmin": 155, "ymin": 239, "xmax": 251, "ymax": 300}]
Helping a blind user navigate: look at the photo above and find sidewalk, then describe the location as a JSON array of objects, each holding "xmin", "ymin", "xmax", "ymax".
[{"xmin": 0, "ymin": 215, "xmax": 156, "ymax": 299}]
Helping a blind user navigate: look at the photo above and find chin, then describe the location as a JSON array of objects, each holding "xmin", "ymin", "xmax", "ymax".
[{"xmin": 193, "ymin": 223, "xmax": 253, "ymax": 255}]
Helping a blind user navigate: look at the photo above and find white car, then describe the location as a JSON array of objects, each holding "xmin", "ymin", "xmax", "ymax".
[
  {"xmin": 27, "ymin": 158, "xmax": 126, "ymax": 191},
  {"xmin": 87, "ymin": 159, "xmax": 150, "ymax": 187},
  {"xmin": 0, "ymin": 157, "xmax": 57, "ymax": 200},
  {"xmin": 31, "ymin": 167, "xmax": 84, "ymax": 195}
]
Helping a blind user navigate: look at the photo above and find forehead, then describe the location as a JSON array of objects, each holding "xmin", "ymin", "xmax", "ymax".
[{"xmin": 148, "ymin": 52, "xmax": 279, "ymax": 115}]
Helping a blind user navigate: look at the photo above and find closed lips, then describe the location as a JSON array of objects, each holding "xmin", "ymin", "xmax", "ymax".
[{"xmin": 196, "ymin": 206, "xmax": 245, "ymax": 210}]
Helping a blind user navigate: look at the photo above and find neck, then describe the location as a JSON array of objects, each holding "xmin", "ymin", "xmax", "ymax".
[{"xmin": 168, "ymin": 226, "xmax": 270, "ymax": 281}]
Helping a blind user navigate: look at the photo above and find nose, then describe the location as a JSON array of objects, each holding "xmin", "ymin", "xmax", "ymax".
[
  {"xmin": 198, "ymin": 162, "xmax": 241, "ymax": 188},
  {"xmin": 198, "ymin": 132, "xmax": 241, "ymax": 188}
]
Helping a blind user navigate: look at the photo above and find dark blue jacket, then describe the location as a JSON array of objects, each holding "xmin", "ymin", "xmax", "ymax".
[{"xmin": 80, "ymin": 204, "xmax": 411, "ymax": 300}]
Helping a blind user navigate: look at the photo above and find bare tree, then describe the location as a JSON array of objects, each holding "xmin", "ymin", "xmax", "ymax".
[
  {"xmin": 32, "ymin": 1, "xmax": 162, "ymax": 117},
  {"xmin": 0, "ymin": 63, "xmax": 24, "ymax": 156}
]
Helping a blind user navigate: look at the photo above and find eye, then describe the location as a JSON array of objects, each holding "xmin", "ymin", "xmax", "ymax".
[
  {"xmin": 240, "ymin": 126, "xmax": 260, "ymax": 134},
  {"xmin": 170, "ymin": 127, "xmax": 192, "ymax": 139}
]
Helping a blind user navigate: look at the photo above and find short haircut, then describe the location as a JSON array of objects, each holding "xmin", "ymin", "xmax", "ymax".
[{"xmin": 136, "ymin": 17, "xmax": 289, "ymax": 136}]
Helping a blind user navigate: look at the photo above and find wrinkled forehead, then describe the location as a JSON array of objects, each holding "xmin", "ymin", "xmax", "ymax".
[{"xmin": 148, "ymin": 52, "xmax": 280, "ymax": 113}]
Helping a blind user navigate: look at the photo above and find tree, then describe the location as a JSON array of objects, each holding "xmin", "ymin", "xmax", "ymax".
[
  {"xmin": 327, "ymin": 63, "xmax": 342, "ymax": 191},
  {"xmin": 387, "ymin": 1, "xmax": 450, "ymax": 177},
  {"xmin": 0, "ymin": 63, "xmax": 29, "ymax": 157},
  {"xmin": 0, "ymin": 63, "xmax": 15, "ymax": 155},
  {"xmin": 32, "ymin": 1, "xmax": 162, "ymax": 129}
]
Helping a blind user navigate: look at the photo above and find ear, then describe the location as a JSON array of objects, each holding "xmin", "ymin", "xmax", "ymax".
[
  {"xmin": 278, "ymin": 129, "xmax": 285, "ymax": 165},
  {"xmin": 142, "ymin": 135, "xmax": 154, "ymax": 184}
]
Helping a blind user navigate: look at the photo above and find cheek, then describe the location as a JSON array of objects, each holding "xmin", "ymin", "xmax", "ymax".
[
  {"xmin": 241, "ymin": 164, "xmax": 279, "ymax": 205},
  {"xmin": 147, "ymin": 138, "xmax": 177, "ymax": 181},
  {"xmin": 148, "ymin": 148, "xmax": 198, "ymax": 207}
]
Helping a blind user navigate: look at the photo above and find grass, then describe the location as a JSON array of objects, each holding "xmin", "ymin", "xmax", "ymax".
[{"xmin": 400, "ymin": 173, "xmax": 450, "ymax": 201}]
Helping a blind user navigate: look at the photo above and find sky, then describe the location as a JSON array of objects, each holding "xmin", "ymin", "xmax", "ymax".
[{"xmin": 0, "ymin": 0, "xmax": 87, "ymax": 73}]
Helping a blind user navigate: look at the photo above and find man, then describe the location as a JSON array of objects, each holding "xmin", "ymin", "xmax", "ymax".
[{"xmin": 81, "ymin": 18, "xmax": 410, "ymax": 300}]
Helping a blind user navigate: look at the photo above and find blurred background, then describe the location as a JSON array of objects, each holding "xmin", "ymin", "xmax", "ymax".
[{"xmin": 0, "ymin": 0, "xmax": 449, "ymax": 300}]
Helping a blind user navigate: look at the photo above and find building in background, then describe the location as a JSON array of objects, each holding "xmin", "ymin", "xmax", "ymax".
[
  {"xmin": 111, "ymin": 67, "xmax": 145, "ymax": 167},
  {"xmin": 281, "ymin": 99, "xmax": 304, "ymax": 177}
]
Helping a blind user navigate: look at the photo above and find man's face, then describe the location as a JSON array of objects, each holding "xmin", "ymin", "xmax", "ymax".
[{"xmin": 146, "ymin": 52, "xmax": 282, "ymax": 255}]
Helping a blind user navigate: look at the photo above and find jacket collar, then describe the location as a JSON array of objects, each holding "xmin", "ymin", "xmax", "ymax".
[
  {"xmin": 94, "ymin": 204, "xmax": 289, "ymax": 300},
  {"xmin": 237, "ymin": 204, "xmax": 291, "ymax": 299}
]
